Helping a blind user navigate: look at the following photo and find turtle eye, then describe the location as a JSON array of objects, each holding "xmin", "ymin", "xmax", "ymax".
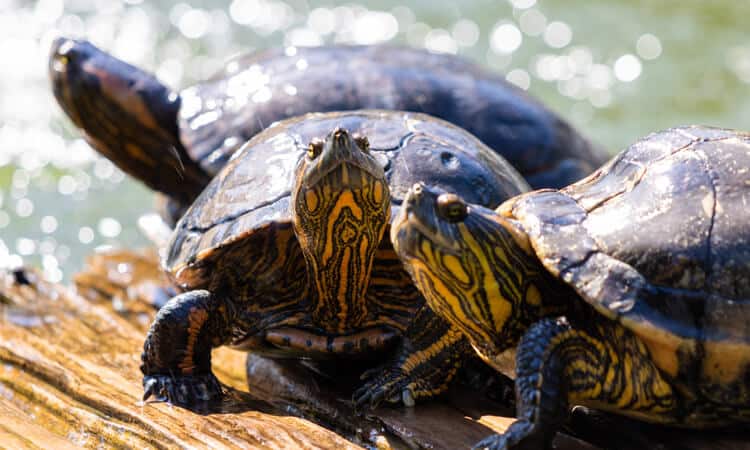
[
  {"xmin": 307, "ymin": 139, "xmax": 323, "ymax": 159},
  {"xmin": 436, "ymin": 193, "xmax": 468, "ymax": 222},
  {"xmin": 354, "ymin": 135, "xmax": 370, "ymax": 152}
]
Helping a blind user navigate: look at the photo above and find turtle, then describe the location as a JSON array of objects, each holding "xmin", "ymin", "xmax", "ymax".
[
  {"xmin": 48, "ymin": 37, "xmax": 606, "ymax": 223},
  {"xmin": 390, "ymin": 125, "xmax": 750, "ymax": 449},
  {"xmin": 140, "ymin": 109, "xmax": 531, "ymax": 407}
]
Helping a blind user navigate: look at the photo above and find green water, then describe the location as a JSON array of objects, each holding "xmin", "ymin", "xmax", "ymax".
[{"xmin": 1, "ymin": 0, "xmax": 749, "ymax": 280}]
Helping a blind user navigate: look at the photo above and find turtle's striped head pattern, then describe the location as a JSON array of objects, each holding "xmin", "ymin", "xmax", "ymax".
[
  {"xmin": 392, "ymin": 183, "xmax": 553, "ymax": 356},
  {"xmin": 48, "ymin": 37, "xmax": 208, "ymax": 204},
  {"xmin": 292, "ymin": 128, "xmax": 390, "ymax": 333}
]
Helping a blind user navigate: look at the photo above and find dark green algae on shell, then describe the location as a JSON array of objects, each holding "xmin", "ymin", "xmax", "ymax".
[
  {"xmin": 167, "ymin": 110, "xmax": 530, "ymax": 288},
  {"xmin": 505, "ymin": 126, "xmax": 750, "ymax": 400},
  {"xmin": 178, "ymin": 45, "xmax": 606, "ymax": 188}
]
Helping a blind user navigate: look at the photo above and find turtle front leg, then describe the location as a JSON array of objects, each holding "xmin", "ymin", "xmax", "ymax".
[
  {"xmin": 354, "ymin": 305, "xmax": 470, "ymax": 408},
  {"xmin": 141, "ymin": 290, "xmax": 234, "ymax": 406},
  {"xmin": 475, "ymin": 317, "xmax": 679, "ymax": 450}
]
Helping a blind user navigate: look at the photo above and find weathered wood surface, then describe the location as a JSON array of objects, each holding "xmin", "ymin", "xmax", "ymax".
[
  {"xmin": 0, "ymin": 248, "xmax": 748, "ymax": 449},
  {"xmin": 1, "ymin": 265, "xmax": 359, "ymax": 449}
]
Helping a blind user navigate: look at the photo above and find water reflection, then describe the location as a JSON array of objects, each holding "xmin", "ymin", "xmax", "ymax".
[{"xmin": 0, "ymin": 0, "xmax": 749, "ymax": 281}]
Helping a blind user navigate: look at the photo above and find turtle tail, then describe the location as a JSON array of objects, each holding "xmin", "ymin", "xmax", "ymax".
[{"xmin": 49, "ymin": 37, "xmax": 210, "ymax": 206}]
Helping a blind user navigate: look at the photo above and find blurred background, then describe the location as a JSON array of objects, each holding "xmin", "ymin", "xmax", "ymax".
[{"xmin": 1, "ymin": 0, "xmax": 749, "ymax": 281}]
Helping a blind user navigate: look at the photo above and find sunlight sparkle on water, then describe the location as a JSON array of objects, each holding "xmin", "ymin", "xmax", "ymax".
[
  {"xmin": 637, "ymin": 34, "xmax": 662, "ymax": 60},
  {"xmin": 352, "ymin": 11, "xmax": 399, "ymax": 45},
  {"xmin": 78, "ymin": 227, "xmax": 95, "ymax": 244},
  {"xmin": 519, "ymin": 9, "xmax": 546, "ymax": 36},
  {"xmin": 40, "ymin": 216, "xmax": 58, "ymax": 234},
  {"xmin": 614, "ymin": 54, "xmax": 642, "ymax": 82},
  {"xmin": 98, "ymin": 218, "xmax": 122, "ymax": 238},
  {"xmin": 451, "ymin": 19, "xmax": 479, "ymax": 48},
  {"xmin": 425, "ymin": 29, "xmax": 458, "ymax": 54},
  {"xmin": 510, "ymin": 0, "xmax": 536, "ymax": 9},
  {"xmin": 543, "ymin": 21, "xmax": 572, "ymax": 49},
  {"xmin": 285, "ymin": 27, "xmax": 323, "ymax": 47},
  {"xmin": 506, "ymin": 69, "xmax": 531, "ymax": 90},
  {"xmin": 406, "ymin": 22, "xmax": 431, "ymax": 48},
  {"xmin": 306, "ymin": 9, "xmax": 333, "ymax": 36},
  {"xmin": 15, "ymin": 199, "xmax": 33, "ymax": 218},
  {"xmin": 490, "ymin": 22, "xmax": 522, "ymax": 54}
]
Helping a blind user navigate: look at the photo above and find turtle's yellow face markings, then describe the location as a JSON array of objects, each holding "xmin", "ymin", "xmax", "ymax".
[
  {"xmin": 443, "ymin": 253, "xmax": 469, "ymax": 284},
  {"xmin": 392, "ymin": 185, "xmax": 549, "ymax": 356},
  {"xmin": 292, "ymin": 128, "xmax": 390, "ymax": 333},
  {"xmin": 373, "ymin": 180, "xmax": 384, "ymax": 205},
  {"xmin": 305, "ymin": 189, "xmax": 319, "ymax": 212}
]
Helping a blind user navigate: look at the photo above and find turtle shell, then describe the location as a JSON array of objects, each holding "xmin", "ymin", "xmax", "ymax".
[
  {"xmin": 178, "ymin": 45, "xmax": 605, "ymax": 188},
  {"xmin": 506, "ymin": 126, "xmax": 750, "ymax": 393},
  {"xmin": 167, "ymin": 110, "xmax": 529, "ymax": 288}
]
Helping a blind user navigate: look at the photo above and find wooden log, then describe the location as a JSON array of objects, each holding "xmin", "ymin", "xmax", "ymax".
[{"xmin": 1, "ymin": 248, "xmax": 747, "ymax": 449}]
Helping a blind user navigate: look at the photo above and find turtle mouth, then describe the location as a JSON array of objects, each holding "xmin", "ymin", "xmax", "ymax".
[
  {"xmin": 231, "ymin": 326, "xmax": 399, "ymax": 358},
  {"xmin": 405, "ymin": 211, "xmax": 461, "ymax": 256}
]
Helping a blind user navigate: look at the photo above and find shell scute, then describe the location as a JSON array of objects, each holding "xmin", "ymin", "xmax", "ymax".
[
  {"xmin": 167, "ymin": 110, "xmax": 529, "ymax": 290},
  {"xmin": 177, "ymin": 45, "xmax": 605, "ymax": 187},
  {"xmin": 516, "ymin": 127, "xmax": 750, "ymax": 349}
]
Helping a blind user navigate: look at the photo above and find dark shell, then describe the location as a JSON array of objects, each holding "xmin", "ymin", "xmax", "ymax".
[
  {"xmin": 509, "ymin": 126, "xmax": 750, "ymax": 346},
  {"xmin": 168, "ymin": 110, "xmax": 529, "ymax": 283},
  {"xmin": 178, "ymin": 45, "xmax": 605, "ymax": 188}
]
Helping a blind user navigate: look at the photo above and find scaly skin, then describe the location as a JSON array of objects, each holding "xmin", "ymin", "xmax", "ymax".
[{"xmin": 354, "ymin": 306, "xmax": 470, "ymax": 407}]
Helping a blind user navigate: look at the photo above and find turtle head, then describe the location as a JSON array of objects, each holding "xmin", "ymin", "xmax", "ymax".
[
  {"xmin": 392, "ymin": 183, "xmax": 545, "ymax": 357},
  {"xmin": 49, "ymin": 37, "xmax": 208, "ymax": 204},
  {"xmin": 292, "ymin": 127, "xmax": 390, "ymax": 332}
]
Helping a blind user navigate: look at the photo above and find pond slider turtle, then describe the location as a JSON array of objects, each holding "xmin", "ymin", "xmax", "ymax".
[
  {"xmin": 49, "ymin": 37, "xmax": 605, "ymax": 222},
  {"xmin": 140, "ymin": 110, "xmax": 530, "ymax": 406},
  {"xmin": 391, "ymin": 126, "xmax": 750, "ymax": 449}
]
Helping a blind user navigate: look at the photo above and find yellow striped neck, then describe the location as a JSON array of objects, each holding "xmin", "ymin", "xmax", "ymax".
[
  {"xmin": 406, "ymin": 212, "xmax": 560, "ymax": 357},
  {"xmin": 293, "ymin": 162, "xmax": 389, "ymax": 333}
]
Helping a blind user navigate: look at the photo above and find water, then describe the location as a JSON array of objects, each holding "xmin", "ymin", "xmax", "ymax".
[{"xmin": 1, "ymin": 0, "xmax": 749, "ymax": 281}]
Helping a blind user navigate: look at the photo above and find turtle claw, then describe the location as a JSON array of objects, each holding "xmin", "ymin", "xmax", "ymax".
[
  {"xmin": 353, "ymin": 366, "xmax": 416, "ymax": 410},
  {"xmin": 143, "ymin": 378, "xmax": 160, "ymax": 401},
  {"xmin": 472, "ymin": 420, "xmax": 549, "ymax": 450},
  {"xmin": 142, "ymin": 373, "xmax": 223, "ymax": 406},
  {"xmin": 472, "ymin": 434, "xmax": 510, "ymax": 450}
]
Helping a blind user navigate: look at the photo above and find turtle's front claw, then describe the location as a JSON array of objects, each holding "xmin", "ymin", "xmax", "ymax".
[
  {"xmin": 472, "ymin": 433, "xmax": 511, "ymax": 450},
  {"xmin": 471, "ymin": 420, "xmax": 549, "ymax": 450},
  {"xmin": 353, "ymin": 366, "xmax": 415, "ymax": 410},
  {"xmin": 142, "ymin": 373, "xmax": 223, "ymax": 406}
]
